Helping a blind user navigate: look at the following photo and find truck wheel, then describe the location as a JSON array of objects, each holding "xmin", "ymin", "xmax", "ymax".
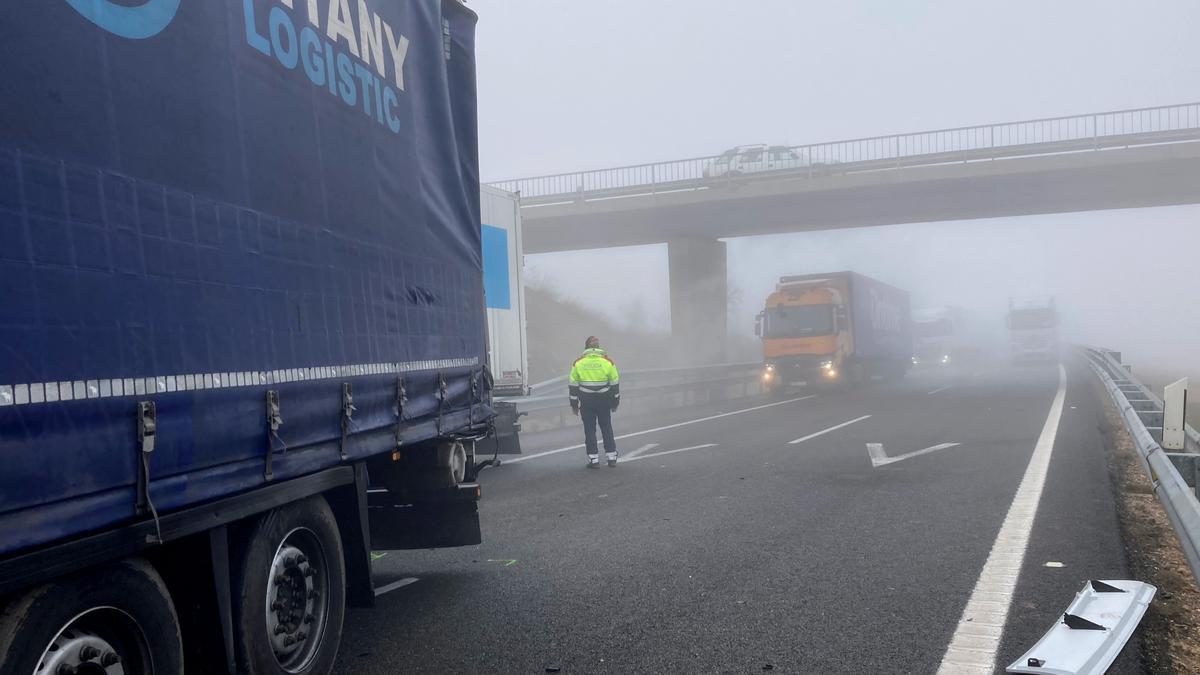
[
  {"xmin": 233, "ymin": 496, "xmax": 346, "ymax": 675},
  {"xmin": 0, "ymin": 557, "xmax": 182, "ymax": 675},
  {"xmin": 437, "ymin": 440, "xmax": 468, "ymax": 486}
]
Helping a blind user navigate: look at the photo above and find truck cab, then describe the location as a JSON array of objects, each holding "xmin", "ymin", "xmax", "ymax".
[
  {"xmin": 756, "ymin": 280, "xmax": 853, "ymax": 392},
  {"xmin": 757, "ymin": 273, "xmax": 912, "ymax": 393},
  {"xmin": 912, "ymin": 307, "xmax": 957, "ymax": 366},
  {"xmin": 1007, "ymin": 297, "xmax": 1060, "ymax": 362}
]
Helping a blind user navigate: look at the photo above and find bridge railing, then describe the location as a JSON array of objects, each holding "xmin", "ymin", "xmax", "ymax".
[{"xmin": 490, "ymin": 102, "xmax": 1200, "ymax": 205}]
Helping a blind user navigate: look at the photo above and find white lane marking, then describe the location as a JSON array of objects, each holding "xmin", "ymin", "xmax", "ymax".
[
  {"xmin": 624, "ymin": 443, "xmax": 660, "ymax": 460},
  {"xmin": 622, "ymin": 443, "xmax": 718, "ymax": 463},
  {"xmin": 927, "ymin": 385, "xmax": 954, "ymax": 395},
  {"xmin": 936, "ymin": 363, "xmax": 1067, "ymax": 673},
  {"xmin": 374, "ymin": 577, "xmax": 419, "ymax": 597},
  {"xmin": 507, "ymin": 395, "xmax": 816, "ymax": 463},
  {"xmin": 787, "ymin": 415, "xmax": 872, "ymax": 445},
  {"xmin": 867, "ymin": 442, "xmax": 961, "ymax": 467}
]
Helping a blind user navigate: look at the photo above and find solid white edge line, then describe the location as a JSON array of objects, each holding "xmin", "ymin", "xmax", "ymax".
[
  {"xmin": 506, "ymin": 395, "xmax": 816, "ymax": 463},
  {"xmin": 787, "ymin": 414, "xmax": 872, "ymax": 444},
  {"xmin": 374, "ymin": 577, "xmax": 419, "ymax": 597},
  {"xmin": 936, "ymin": 363, "xmax": 1067, "ymax": 673},
  {"xmin": 622, "ymin": 443, "xmax": 718, "ymax": 463},
  {"xmin": 928, "ymin": 385, "xmax": 953, "ymax": 395}
]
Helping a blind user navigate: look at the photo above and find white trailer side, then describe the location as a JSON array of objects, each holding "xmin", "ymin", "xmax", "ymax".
[{"xmin": 481, "ymin": 186, "xmax": 529, "ymax": 396}]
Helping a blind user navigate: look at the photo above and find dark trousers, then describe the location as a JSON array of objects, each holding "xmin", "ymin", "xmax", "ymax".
[{"xmin": 580, "ymin": 402, "xmax": 616, "ymax": 456}]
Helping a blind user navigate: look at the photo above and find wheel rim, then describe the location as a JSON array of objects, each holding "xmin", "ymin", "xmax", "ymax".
[
  {"xmin": 448, "ymin": 442, "xmax": 466, "ymax": 483},
  {"xmin": 265, "ymin": 527, "xmax": 329, "ymax": 673},
  {"xmin": 35, "ymin": 607, "xmax": 151, "ymax": 675}
]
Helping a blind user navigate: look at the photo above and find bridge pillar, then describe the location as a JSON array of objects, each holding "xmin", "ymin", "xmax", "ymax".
[{"xmin": 667, "ymin": 238, "xmax": 727, "ymax": 363}]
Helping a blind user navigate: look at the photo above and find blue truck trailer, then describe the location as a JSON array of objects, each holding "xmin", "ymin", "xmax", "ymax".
[{"xmin": 0, "ymin": 2, "xmax": 509, "ymax": 673}]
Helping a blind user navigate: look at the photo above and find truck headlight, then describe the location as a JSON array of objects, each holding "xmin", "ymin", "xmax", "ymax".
[
  {"xmin": 912, "ymin": 356, "xmax": 920, "ymax": 365},
  {"xmin": 820, "ymin": 360, "xmax": 834, "ymax": 370},
  {"xmin": 941, "ymin": 354, "xmax": 951, "ymax": 364}
]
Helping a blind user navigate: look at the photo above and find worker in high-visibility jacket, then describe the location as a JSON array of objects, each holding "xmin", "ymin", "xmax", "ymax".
[{"xmin": 569, "ymin": 336, "xmax": 621, "ymax": 467}]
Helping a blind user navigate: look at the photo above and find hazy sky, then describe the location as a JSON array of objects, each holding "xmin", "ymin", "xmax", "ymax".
[
  {"xmin": 468, "ymin": 1, "xmax": 1200, "ymax": 372},
  {"xmin": 472, "ymin": 0, "xmax": 1200, "ymax": 181}
]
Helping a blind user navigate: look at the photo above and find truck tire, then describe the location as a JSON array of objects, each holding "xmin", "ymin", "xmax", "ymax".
[
  {"xmin": 0, "ymin": 557, "xmax": 183, "ymax": 675},
  {"xmin": 436, "ymin": 440, "xmax": 468, "ymax": 486},
  {"xmin": 233, "ymin": 495, "xmax": 346, "ymax": 675}
]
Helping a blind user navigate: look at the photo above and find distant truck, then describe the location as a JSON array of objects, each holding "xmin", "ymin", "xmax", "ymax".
[
  {"xmin": 911, "ymin": 306, "xmax": 967, "ymax": 366},
  {"xmin": 756, "ymin": 272, "xmax": 912, "ymax": 393},
  {"xmin": 1007, "ymin": 297, "xmax": 1060, "ymax": 362}
]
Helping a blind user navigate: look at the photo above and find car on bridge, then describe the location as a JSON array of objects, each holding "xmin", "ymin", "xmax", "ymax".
[{"xmin": 704, "ymin": 144, "xmax": 810, "ymax": 177}]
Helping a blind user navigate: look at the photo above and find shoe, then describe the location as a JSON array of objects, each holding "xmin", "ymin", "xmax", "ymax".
[
  {"xmin": 607, "ymin": 458, "xmax": 618, "ymax": 467},
  {"xmin": 606, "ymin": 453, "xmax": 618, "ymax": 467},
  {"xmin": 587, "ymin": 456, "xmax": 600, "ymax": 468}
]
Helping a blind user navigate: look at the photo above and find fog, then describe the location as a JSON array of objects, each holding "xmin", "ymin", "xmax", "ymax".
[
  {"xmin": 473, "ymin": 0, "xmax": 1200, "ymax": 179},
  {"xmin": 471, "ymin": 0, "xmax": 1200, "ymax": 378},
  {"xmin": 526, "ymin": 208, "xmax": 1200, "ymax": 374}
]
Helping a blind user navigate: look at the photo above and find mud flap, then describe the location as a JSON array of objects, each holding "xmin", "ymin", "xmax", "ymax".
[
  {"xmin": 368, "ymin": 484, "xmax": 482, "ymax": 550},
  {"xmin": 480, "ymin": 400, "xmax": 523, "ymax": 455}
]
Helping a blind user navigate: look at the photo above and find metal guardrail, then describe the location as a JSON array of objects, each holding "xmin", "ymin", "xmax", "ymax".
[
  {"xmin": 490, "ymin": 102, "xmax": 1200, "ymax": 205},
  {"xmin": 1086, "ymin": 347, "xmax": 1200, "ymax": 587},
  {"xmin": 499, "ymin": 361, "xmax": 763, "ymax": 413}
]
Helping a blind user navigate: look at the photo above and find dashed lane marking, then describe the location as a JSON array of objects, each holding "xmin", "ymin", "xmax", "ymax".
[
  {"xmin": 927, "ymin": 385, "xmax": 954, "ymax": 395},
  {"xmin": 787, "ymin": 415, "xmax": 872, "ymax": 445},
  {"xmin": 373, "ymin": 577, "xmax": 419, "ymax": 597}
]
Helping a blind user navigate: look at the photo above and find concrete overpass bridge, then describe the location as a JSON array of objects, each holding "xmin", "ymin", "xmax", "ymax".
[{"xmin": 489, "ymin": 102, "xmax": 1200, "ymax": 358}]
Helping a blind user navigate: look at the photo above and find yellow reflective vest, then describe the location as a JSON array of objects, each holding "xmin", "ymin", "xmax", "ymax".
[{"xmin": 568, "ymin": 348, "xmax": 620, "ymax": 408}]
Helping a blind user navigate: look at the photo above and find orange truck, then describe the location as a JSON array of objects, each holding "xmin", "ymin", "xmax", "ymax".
[{"xmin": 755, "ymin": 272, "xmax": 912, "ymax": 393}]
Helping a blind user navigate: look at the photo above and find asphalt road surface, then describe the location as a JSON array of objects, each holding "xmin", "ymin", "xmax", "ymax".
[{"xmin": 337, "ymin": 356, "xmax": 1140, "ymax": 674}]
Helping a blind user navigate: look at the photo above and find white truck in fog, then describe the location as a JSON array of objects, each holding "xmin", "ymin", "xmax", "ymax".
[{"xmin": 1007, "ymin": 297, "xmax": 1059, "ymax": 362}]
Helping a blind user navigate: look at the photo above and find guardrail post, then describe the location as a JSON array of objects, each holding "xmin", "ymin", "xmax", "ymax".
[{"xmin": 1163, "ymin": 378, "xmax": 1189, "ymax": 450}]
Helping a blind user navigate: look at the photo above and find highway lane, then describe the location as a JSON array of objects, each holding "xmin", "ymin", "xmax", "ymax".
[{"xmin": 337, "ymin": 358, "xmax": 1139, "ymax": 674}]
